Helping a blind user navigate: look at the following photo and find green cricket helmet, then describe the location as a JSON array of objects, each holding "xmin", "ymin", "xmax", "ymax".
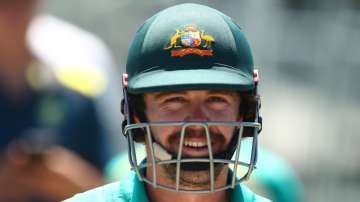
[
  {"xmin": 121, "ymin": 3, "xmax": 261, "ymax": 193},
  {"xmin": 125, "ymin": 3, "xmax": 255, "ymax": 93}
]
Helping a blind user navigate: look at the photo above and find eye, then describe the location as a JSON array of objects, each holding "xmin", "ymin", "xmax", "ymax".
[
  {"xmin": 207, "ymin": 96, "xmax": 228, "ymax": 103},
  {"xmin": 206, "ymin": 96, "xmax": 229, "ymax": 104},
  {"xmin": 161, "ymin": 96, "xmax": 188, "ymax": 111},
  {"xmin": 206, "ymin": 96, "xmax": 229, "ymax": 110},
  {"xmin": 163, "ymin": 96, "xmax": 187, "ymax": 104}
]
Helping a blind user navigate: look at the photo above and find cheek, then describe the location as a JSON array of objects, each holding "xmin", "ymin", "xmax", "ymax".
[
  {"xmin": 208, "ymin": 110, "xmax": 239, "ymax": 122},
  {"xmin": 149, "ymin": 126, "xmax": 175, "ymax": 145},
  {"xmin": 216, "ymin": 126, "xmax": 237, "ymax": 145}
]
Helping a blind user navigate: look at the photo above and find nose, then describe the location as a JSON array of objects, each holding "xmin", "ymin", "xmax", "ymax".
[
  {"xmin": 182, "ymin": 106, "xmax": 211, "ymax": 139},
  {"xmin": 184, "ymin": 104, "xmax": 209, "ymax": 122}
]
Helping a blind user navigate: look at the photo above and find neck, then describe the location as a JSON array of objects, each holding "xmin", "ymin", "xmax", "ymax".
[
  {"xmin": 146, "ymin": 186, "xmax": 229, "ymax": 202},
  {"xmin": 145, "ymin": 166, "xmax": 230, "ymax": 202}
]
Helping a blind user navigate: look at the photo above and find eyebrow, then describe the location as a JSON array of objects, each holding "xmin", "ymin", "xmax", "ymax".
[
  {"xmin": 152, "ymin": 91, "xmax": 187, "ymax": 100},
  {"xmin": 152, "ymin": 90, "xmax": 239, "ymax": 100},
  {"xmin": 207, "ymin": 90, "xmax": 239, "ymax": 97}
]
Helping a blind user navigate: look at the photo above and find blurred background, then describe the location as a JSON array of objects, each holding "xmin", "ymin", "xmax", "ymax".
[{"xmin": 3, "ymin": 0, "xmax": 359, "ymax": 201}]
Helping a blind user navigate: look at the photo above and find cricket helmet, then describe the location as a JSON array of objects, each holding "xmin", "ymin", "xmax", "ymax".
[{"xmin": 121, "ymin": 3, "xmax": 262, "ymax": 193}]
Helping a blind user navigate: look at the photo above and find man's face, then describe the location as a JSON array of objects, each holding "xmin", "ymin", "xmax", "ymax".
[{"xmin": 142, "ymin": 90, "xmax": 241, "ymax": 187}]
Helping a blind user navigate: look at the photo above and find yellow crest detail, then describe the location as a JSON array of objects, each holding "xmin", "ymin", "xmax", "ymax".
[{"xmin": 165, "ymin": 25, "xmax": 215, "ymax": 57}]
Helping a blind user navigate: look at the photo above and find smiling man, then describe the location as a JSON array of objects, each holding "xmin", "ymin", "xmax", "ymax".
[
  {"xmin": 65, "ymin": 3, "xmax": 270, "ymax": 202},
  {"xmin": 142, "ymin": 90, "xmax": 240, "ymax": 189}
]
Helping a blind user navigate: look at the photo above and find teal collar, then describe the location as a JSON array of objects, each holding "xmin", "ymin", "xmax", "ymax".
[
  {"xmin": 132, "ymin": 172, "xmax": 150, "ymax": 202},
  {"xmin": 117, "ymin": 170, "xmax": 149, "ymax": 202},
  {"xmin": 118, "ymin": 169, "xmax": 254, "ymax": 202}
]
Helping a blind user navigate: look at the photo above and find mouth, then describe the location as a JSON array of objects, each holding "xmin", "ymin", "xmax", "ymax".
[
  {"xmin": 180, "ymin": 138, "xmax": 214, "ymax": 157},
  {"xmin": 169, "ymin": 139, "xmax": 226, "ymax": 172},
  {"xmin": 166, "ymin": 129, "xmax": 226, "ymax": 157},
  {"xmin": 183, "ymin": 140, "xmax": 208, "ymax": 148}
]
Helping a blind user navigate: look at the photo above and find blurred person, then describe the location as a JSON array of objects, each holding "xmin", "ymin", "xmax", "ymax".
[
  {"xmin": 65, "ymin": 3, "xmax": 271, "ymax": 202},
  {"xmin": 0, "ymin": 0, "xmax": 121, "ymax": 201}
]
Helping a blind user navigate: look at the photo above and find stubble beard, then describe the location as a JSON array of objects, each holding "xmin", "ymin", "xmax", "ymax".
[
  {"xmin": 161, "ymin": 127, "xmax": 228, "ymax": 188},
  {"xmin": 162, "ymin": 163, "xmax": 225, "ymax": 188}
]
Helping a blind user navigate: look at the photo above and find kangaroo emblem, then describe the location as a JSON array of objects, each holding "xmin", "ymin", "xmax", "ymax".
[
  {"xmin": 165, "ymin": 25, "xmax": 215, "ymax": 57},
  {"xmin": 164, "ymin": 29, "xmax": 182, "ymax": 50},
  {"xmin": 200, "ymin": 31, "xmax": 215, "ymax": 48}
]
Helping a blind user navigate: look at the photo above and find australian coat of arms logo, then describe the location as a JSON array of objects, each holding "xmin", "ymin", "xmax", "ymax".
[{"xmin": 164, "ymin": 25, "xmax": 215, "ymax": 57}]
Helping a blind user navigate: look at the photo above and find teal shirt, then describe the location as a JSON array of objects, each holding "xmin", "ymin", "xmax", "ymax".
[{"xmin": 64, "ymin": 171, "xmax": 271, "ymax": 202}]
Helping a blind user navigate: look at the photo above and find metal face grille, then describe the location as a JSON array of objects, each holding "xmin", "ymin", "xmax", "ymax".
[{"xmin": 124, "ymin": 121, "xmax": 261, "ymax": 193}]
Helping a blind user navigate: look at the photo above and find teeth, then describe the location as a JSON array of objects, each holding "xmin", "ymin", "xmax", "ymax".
[{"xmin": 184, "ymin": 141, "xmax": 208, "ymax": 147}]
